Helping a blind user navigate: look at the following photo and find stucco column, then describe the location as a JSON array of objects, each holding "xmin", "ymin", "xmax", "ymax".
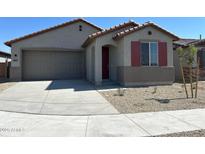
[
  {"xmin": 94, "ymin": 43, "xmax": 102, "ymax": 85},
  {"xmin": 5, "ymin": 57, "xmax": 8, "ymax": 78},
  {"xmin": 10, "ymin": 47, "xmax": 22, "ymax": 81}
]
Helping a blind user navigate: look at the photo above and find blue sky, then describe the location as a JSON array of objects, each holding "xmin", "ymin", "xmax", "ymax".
[{"xmin": 1, "ymin": 17, "xmax": 205, "ymax": 53}]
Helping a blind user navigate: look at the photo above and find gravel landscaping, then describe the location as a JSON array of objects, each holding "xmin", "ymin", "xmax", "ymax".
[
  {"xmin": 99, "ymin": 81, "xmax": 205, "ymax": 113},
  {"xmin": 154, "ymin": 129, "xmax": 205, "ymax": 137}
]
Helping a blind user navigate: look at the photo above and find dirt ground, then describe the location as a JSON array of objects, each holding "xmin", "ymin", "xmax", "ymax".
[
  {"xmin": 99, "ymin": 81, "xmax": 205, "ymax": 113},
  {"xmin": 154, "ymin": 129, "xmax": 205, "ymax": 137}
]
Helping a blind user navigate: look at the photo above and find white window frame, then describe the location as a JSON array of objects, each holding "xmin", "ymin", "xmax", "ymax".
[{"xmin": 141, "ymin": 41, "xmax": 158, "ymax": 66}]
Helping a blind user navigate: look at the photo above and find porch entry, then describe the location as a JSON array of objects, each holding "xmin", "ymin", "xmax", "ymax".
[{"xmin": 102, "ymin": 47, "xmax": 109, "ymax": 79}]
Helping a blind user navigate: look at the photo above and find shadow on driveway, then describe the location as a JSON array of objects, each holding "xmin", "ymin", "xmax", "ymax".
[
  {"xmin": 45, "ymin": 80, "xmax": 121, "ymax": 91},
  {"xmin": 45, "ymin": 80, "xmax": 169, "ymax": 92}
]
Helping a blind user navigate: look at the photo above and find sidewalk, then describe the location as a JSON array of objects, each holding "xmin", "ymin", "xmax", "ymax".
[{"xmin": 0, "ymin": 108, "xmax": 205, "ymax": 137}]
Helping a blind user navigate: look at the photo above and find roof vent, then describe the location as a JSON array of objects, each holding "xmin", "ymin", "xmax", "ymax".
[{"xmin": 79, "ymin": 25, "xmax": 82, "ymax": 31}]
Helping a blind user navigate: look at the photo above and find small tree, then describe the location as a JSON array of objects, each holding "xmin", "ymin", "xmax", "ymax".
[
  {"xmin": 176, "ymin": 47, "xmax": 188, "ymax": 98},
  {"xmin": 186, "ymin": 45, "xmax": 198, "ymax": 98},
  {"xmin": 195, "ymin": 58, "xmax": 200, "ymax": 98}
]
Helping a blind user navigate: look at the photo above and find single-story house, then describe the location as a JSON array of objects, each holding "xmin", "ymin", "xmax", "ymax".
[
  {"xmin": 5, "ymin": 18, "xmax": 179, "ymax": 86},
  {"xmin": 174, "ymin": 38, "xmax": 205, "ymax": 81}
]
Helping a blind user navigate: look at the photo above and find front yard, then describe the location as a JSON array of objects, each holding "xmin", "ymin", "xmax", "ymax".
[
  {"xmin": 99, "ymin": 81, "xmax": 205, "ymax": 113},
  {"xmin": 154, "ymin": 129, "xmax": 205, "ymax": 137}
]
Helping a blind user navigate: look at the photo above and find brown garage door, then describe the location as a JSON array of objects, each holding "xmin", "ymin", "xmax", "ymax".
[{"xmin": 22, "ymin": 50, "xmax": 85, "ymax": 81}]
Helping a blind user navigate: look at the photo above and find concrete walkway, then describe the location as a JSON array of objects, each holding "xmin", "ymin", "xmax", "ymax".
[
  {"xmin": 0, "ymin": 80, "xmax": 119, "ymax": 115},
  {"xmin": 0, "ymin": 108, "xmax": 205, "ymax": 137}
]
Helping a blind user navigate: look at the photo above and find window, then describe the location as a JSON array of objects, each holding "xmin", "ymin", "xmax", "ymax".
[
  {"xmin": 140, "ymin": 42, "xmax": 158, "ymax": 66},
  {"xmin": 141, "ymin": 42, "xmax": 149, "ymax": 66},
  {"xmin": 150, "ymin": 42, "xmax": 158, "ymax": 66}
]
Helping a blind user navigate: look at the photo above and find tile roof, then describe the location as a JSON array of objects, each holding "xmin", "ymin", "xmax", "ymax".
[
  {"xmin": 5, "ymin": 18, "xmax": 102, "ymax": 47},
  {"xmin": 113, "ymin": 22, "xmax": 179, "ymax": 40},
  {"xmin": 174, "ymin": 38, "xmax": 205, "ymax": 48},
  {"xmin": 188, "ymin": 39, "xmax": 205, "ymax": 46},
  {"xmin": 174, "ymin": 38, "xmax": 198, "ymax": 46},
  {"xmin": 82, "ymin": 20, "xmax": 139, "ymax": 47}
]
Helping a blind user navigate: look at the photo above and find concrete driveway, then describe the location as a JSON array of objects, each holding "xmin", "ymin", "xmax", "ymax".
[{"xmin": 0, "ymin": 80, "xmax": 119, "ymax": 115}]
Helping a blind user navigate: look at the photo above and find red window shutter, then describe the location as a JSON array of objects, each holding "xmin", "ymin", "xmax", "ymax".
[
  {"xmin": 131, "ymin": 41, "xmax": 140, "ymax": 66},
  {"xmin": 158, "ymin": 41, "xmax": 167, "ymax": 66}
]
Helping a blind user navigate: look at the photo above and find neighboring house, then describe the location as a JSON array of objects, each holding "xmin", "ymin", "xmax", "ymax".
[
  {"xmin": 0, "ymin": 51, "xmax": 11, "ymax": 78},
  {"xmin": 5, "ymin": 18, "xmax": 179, "ymax": 86},
  {"xmin": 0, "ymin": 50, "xmax": 11, "ymax": 62},
  {"xmin": 174, "ymin": 38, "xmax": 205, "ymax": 81}
]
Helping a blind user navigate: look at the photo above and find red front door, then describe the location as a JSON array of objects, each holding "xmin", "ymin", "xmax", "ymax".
[{"xmin": 102, "ymin": 47, "xmax": 109, "ymax": 79}]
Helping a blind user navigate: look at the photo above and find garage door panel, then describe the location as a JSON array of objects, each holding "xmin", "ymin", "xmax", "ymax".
[{"xmin": 22, "ymin": 50, "xmax": 85, "ymax": 80}]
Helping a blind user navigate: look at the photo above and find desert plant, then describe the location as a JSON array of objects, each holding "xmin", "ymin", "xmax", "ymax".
[
  {"xmin": 152, "ymin": 87, "xmax": 157, "ymax": 94},
  {"xmin": 186, "ymin": 45, "xmax": 198, "ymax": 98},
  {"xmin": 195, "ymin": 58, "xmax": 200, "ymax": 98},
  {"xmin": 176, "ymin": 47, "xmax": 188, "ymax": 98},
  {"xmin": 117, "ymin": 88, "xmax": 125, "ymax": 96}
]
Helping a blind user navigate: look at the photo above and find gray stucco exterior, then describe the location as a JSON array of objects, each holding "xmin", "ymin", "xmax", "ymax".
[
  {"xmin": 85, "ymin": 25, "xmax": 176, "ymax": 85},
  {"xmin": 9, "ymin": 20, "xmax": 99, "ymax": 81},
  {"xmin": 6, "ymin": 19, "xmax": 178, "ymax": 86},
  {"xmin": 117, "ymin": 66, "xmax": 175, "ymax": 86}
]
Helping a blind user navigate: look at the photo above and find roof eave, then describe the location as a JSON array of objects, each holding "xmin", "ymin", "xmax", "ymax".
[
  {"xmin": 113, "ymin": 23, "xmax": 179, "ymax": 41},
  {"xmin": 4, "ymin": 18, "xmax": 102, "ymax": 47},
  {"xmin": 0, "ymin": 51, "xmax": 11, "ymax": 57},
  {"xmin": 82, "ymin": 37, "xmax": 91, "ymax": 48},
  {"xmin": 82, "ymin": 21, "xmax": 139, "ymax": 47},
  {"xmin": 4, "ymin": 42, "xmax": 11, "ymax": 47}
]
